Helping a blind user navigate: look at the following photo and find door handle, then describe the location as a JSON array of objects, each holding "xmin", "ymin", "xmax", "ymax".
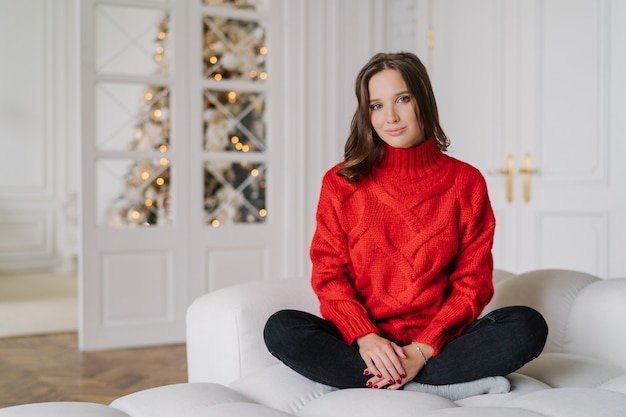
[
  {"xmin": 518, "ymin": 153, "xmax": 538, "ymax": 203},
  {"xmin": 487, "ymin": 154, "xmax": 514, "ymax": 203}
]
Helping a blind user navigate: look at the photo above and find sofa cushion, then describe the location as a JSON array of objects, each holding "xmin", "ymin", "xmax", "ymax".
[
  {"xmin": 564, "ymin": 278, "xmax": 626, "ymax": 367},
  {"xmin": 484, "ymin": 269, "xmax": 599, "ymax": 353},
  {"xmin": 504, "ymin": 388, "xmax": 626, "ymax": 417},
  {"xmin": 0, "ymin": 402, "xmax": 130, "ymax": 417},
  {"xmin": 184, "ymin": 403, "xmax": 295, "ymax": 417},
  {"xmin": 187, "ymin": 278, "xmax": 317, "ymax": 385},
  {"xmin": 110, "ymin": 383, "xmax": 252, "ymax": 417},
  {"xmin": 229, "ymin": 364, "xmax": 333, "ymax": 415},
  {"xmin": 599, "ymin": 375, "xmax": 626, "ymax": 395},
  {"xmin": 516, "ymin": 353, "xmax": 625, "ymax": 388},
  {"xmin": 296, "ymin": 388, "xmax": 455, "ymax": 417},
  {"xmin": 408, "ymin": 407, "xmax": 546, "ymax": 417}
]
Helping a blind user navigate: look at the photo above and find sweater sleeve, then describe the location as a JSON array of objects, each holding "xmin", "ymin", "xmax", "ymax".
[
  {"xmin": 310, "ymin": 171, "xmax": 380, "ymax": 345},
  {"xmin": 415, "ymin": 167, "xmax": 496, "ymax": 356}
]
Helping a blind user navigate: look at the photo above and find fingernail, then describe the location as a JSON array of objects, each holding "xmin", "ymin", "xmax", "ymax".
[
  {"xmin": 373, "ymin": 384, "xmax": 379, "ymax": 389},
  {"xmin": 366, "ymin": 381, "xmax": 372, "ymax": 387},
  {"xmin": 363, "ymin": 370, "xmax": 370, "ymax": 376},
  {"xmin": 400, "ymin": 374, "xmax": 406, "ymax": 378},
  {"xmin": 396, "ymin": 379, "xmax": 402, "ymax": 384},
  {"xmin": 376, "ymin": 374, "xmax": 382, "ymax": 378},
  {"xmin": 388, "ymin": 379, "xmax": 394, "ymax": 385}
]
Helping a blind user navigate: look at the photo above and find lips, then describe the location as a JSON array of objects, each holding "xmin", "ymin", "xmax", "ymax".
[{"xmin": 385, "ymin": 127, "xmax": 405, "ymax": 136}]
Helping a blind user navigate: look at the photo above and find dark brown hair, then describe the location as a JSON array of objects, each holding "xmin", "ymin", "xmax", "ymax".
[{"xmin": 337, "ymin": 52, "xmax": 449, "ymax": 183}]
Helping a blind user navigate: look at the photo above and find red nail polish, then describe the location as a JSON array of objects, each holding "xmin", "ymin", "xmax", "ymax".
[
  {"xmin": 401, "ymin": 374, "xmax": 406, "ymax": 378},
  {"xmin": 363, "ymin": 370, "xmax": 370, "ymax": 376},
  {"xmin": 373, "ymin": 384, "xmax": 379, "ymax": 389},
  {"xmin": 366, "ymin": 381, "xmax": 372, "ymax": 387},
  {"xmin": 388, "ymin": 379, "xmax": 394, "ymax": 385},
  {"xmin": 376, "ymin": 374, "xmax": 382, "ymax": 378},
  {"xmin": 396, "ymin": 379, "xmax": 402, "ymax": 384}
]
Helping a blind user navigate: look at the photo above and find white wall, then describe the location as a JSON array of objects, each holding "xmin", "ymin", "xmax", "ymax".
[{"xmin": 0, "ymin": 0, "xmax": 79, "ymax": 273}]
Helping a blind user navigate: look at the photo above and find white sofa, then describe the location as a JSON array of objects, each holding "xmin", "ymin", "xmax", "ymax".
[{"xmin": 2, "ymin": 269, "xmax": 626, "ymax": 417}]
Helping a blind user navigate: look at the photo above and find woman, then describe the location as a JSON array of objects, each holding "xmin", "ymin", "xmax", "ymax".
[{"xmin": 264, "ymin": 52, "xmax": 547, "ymax": 400}]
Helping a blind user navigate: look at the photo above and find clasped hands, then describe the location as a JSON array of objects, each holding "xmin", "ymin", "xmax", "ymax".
[{"xmin": 356, "ymin": 333, "xmax": 432, "ymax": 390}]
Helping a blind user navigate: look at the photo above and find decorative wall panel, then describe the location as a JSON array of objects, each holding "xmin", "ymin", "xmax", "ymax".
[
  {"xmin": 101, "ymin": 250, "xmax": 173, "ymax": 325},
  {"xmin": 537, "ymin": 211, "xmax": 608, "ymax": 276},
  {"xmin": 539, "ymin": 0, "xmax": 608, "ymax": 182},
  {"xmin": 206, "ymin": 247, "xmax": 267, "ymax": 291}
]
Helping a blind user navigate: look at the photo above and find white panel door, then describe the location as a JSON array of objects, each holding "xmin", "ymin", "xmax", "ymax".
[
  {"xmin": 427, "ymin": 0, "xmax": 626, "ymax": 277},
  {"xmin": 80, "ymin": 0, "xmax": 286, "ymax": 350},
  {"xmin": 187, "ymin": 1, "xmax": 285, "ymax": 298},
  {"xmin": 80, "ymin": 1, "xmax": 190, "ymax": 350}
]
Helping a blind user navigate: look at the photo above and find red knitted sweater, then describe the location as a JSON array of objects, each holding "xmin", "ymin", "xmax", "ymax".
[{"xmin": 310, "ymin": 139, "xmax": 496, "ymax": 357}]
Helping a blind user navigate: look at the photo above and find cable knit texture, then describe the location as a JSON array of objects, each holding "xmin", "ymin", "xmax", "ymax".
[{"xmin": 310, "ymin": 139, "xmax": 496, "ymax": 356}]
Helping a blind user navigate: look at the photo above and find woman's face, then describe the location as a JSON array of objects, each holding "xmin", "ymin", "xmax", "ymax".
[{"xmin": 368, "ymin": 69, "xmax": 425, "ymax": 149}]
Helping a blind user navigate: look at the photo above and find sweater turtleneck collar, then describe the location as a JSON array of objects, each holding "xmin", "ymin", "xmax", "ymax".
[{"xmin": 372, "ymin": 138, "xmax": 448, "ymax": 181}]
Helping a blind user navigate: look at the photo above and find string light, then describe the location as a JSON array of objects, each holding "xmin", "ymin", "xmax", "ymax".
[{"xmin": 110, "ymin": 11, "xmax": 269, "ymax": 228}]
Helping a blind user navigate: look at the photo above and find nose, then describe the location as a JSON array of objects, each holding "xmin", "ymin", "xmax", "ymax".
[{"xmin": 385, "ymin": 106, "xmax": 399, "ymax": 123}]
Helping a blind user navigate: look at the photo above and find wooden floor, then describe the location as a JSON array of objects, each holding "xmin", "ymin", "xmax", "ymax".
[{"xmin": 0, "ymin": 332, "xmax": 187, "ymax": 408}]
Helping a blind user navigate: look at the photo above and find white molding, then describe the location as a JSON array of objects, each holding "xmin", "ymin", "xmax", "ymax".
[
  {"xmin": 535, "ymin": 0, "xmax": 610, "ymax": 184},
  {"xmin": 534, "ymin": 210, "xmax": 609, "ymax": 277},
  {"xmin": 280, "ymin": 0, "xmax": 308, "ymax": 278},
  {"xmin": 0, "ymin": 210, "xmax": 55, "ymax": 270}
]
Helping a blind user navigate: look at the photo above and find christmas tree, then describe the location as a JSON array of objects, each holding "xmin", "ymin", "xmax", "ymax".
[{"xmin": 108, "ymin": 0, "xmax": 267, "ymax": 228}]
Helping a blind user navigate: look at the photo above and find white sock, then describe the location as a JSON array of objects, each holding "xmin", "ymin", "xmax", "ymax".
[{"xmin": 403, "ymin": 376, "xmax": 510, "ymax": 401}]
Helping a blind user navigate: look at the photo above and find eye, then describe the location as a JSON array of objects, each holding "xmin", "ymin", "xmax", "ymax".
[
  {"xmin": 370, "ymin": 103, "xmax": 382, "ymax": 110},
  {"xmin": 397, "ymin": 95, "xmax": 411, "ymax": 104}
]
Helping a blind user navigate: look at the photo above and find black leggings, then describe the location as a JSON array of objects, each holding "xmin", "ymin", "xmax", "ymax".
[{"xmin": 263, "ymin": 306, "xmax": 548, "ymax": 389}]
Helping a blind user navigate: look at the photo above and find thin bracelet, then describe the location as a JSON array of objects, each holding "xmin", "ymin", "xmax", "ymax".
[{"xmin": 413, "ymin": 342, "xmax": 428, "ymax": 366}]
